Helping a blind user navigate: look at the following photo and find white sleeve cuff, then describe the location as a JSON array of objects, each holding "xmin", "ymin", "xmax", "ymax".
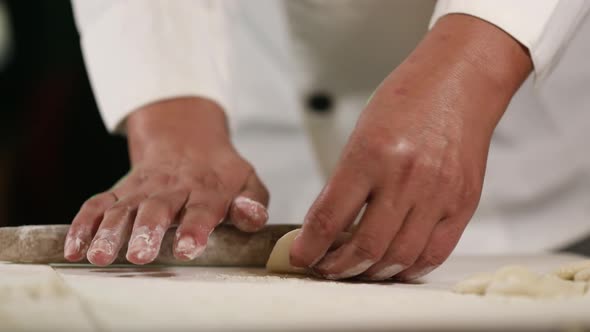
[
  {"xmin": 73, "ymin": 0, "xmax": 231, "ymax": 133},
  {"xmin": 430, "ymin": 0, "xmax": 590, "ymax": 82}
]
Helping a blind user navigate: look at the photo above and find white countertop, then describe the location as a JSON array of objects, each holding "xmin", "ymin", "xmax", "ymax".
[{"xmin": 1, "ymin": 254, "xmax": 589, "ymax": 331}]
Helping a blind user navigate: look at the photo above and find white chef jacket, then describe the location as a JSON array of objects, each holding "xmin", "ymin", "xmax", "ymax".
[{"xmin": 71, "ymin": 0, "xmax": 590, "ymax": 254}]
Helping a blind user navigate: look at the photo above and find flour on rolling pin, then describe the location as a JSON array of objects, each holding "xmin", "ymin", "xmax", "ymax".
[{"xmin": 0, "ymin": 224, "xmax": 297, "ymax": 266}]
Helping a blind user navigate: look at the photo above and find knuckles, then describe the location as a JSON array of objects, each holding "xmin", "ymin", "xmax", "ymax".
[
  {"xmin": 81, "ymin": 194, "xmax": 111, "ymax": 213},
  {"xmin": 188, "ymin": 171, "xmax": 225, "ymax": 192},
  {"xmin": 138, "ymin": 196, "xmax": 176, "ymax": 218},
  {"xmin": 184, "ymin": 200, "xmax": 227, "ymax": 219},
  {"xmin": 103, "ymin": 202, "xmax": 137, "ymax": 219},
  {"xmin": 356, "ymin": 137, "xmax": 481, "ymax": 208}
]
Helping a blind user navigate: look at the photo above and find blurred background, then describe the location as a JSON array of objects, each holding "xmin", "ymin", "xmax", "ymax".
[{"xmin": 0, "ymin": 0, "xmax": 129, "ymax": 227}]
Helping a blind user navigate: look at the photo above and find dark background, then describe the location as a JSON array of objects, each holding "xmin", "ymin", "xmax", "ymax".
[{"xmin": 0, "ymin": 1, "xmax": 129, "ymax": 227}]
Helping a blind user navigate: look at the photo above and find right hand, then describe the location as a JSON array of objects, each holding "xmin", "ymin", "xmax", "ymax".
[{"xmin": 64, "ymin": 97, "xmax": 269, "ymax": 266}]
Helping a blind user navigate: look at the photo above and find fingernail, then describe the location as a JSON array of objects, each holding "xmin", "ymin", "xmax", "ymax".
[
  {"xmin": 364, "ymin": 264, "xmax": 405, "ymax": 281},
  {"xmin": 127, "ymin": 236, "xmax": 154, "ymax": 262},
  {"xmin": 87, "ymin": 238, "xmax": 115, "ymax": 265},
  {"xmin": 64, "ymin": 237, "xmax": 81, "ymax": 258},
  {"xmin": 315, "ymin": 258, "xmax": 335, "ymax": 273},
  {"xmin": 128, "ymin": 235, "xmax": 147, "ymax": 252},
  {"xmin": 319, "ymin": 259, "xmax": 374, "ymax": 280},
  {"xmin": 126, "ymin": 226, "xmax": 163, "ymax": 263},
  {"xmin": 175, "ymin": 236, "xmax": 205, "ymax": 260},
  {"xmin": 313, "ymin": 246, "xmax": 341, "ymax": 272},
  {"xmin": 89, "ymin": 239, "xmax": 114, "ymax": 256},
  {"xmin": 234, "ymin": 196, "xmax": 268, "ymax": 222},
  {"xmin": 399, "ymin": 265, "xmax": 437, "ymax": 282}
]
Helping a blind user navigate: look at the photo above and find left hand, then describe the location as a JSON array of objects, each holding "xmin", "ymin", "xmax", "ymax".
[{"xmin": 289, "ymin": 14, "xmax": 532, "ymax": 281}]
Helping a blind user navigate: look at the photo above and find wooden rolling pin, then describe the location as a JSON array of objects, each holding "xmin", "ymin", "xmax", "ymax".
[{"xmin": 0, "ymin": 224, "xmax": 298, "ymax": 266}]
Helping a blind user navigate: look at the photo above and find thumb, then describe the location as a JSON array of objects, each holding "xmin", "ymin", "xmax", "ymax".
[{"xmin": 229, "ymin": 171, "xmax": 270, "ymax": 232}]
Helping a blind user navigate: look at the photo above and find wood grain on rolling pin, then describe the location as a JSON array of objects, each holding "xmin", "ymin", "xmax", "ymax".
[{"xmin": 0, "ymin": 224, "xmax": 298, "ymax": 265}]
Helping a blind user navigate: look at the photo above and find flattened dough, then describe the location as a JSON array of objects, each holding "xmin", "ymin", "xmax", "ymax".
[
  {"xmin": 266, "ymin": 228, "xmax": 352, "ymax": 275},
  {"xmin": 266, "ymin": 229, "xmax": 307, "ymax": 274}
]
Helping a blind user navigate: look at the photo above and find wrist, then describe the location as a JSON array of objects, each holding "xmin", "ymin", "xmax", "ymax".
[
  {"xmin": 373, "ymin": 14, "xmax": 532, "ymax": 137},
  {"xmin": 431, "ymin": 14, "xmax": 533, "ymax": 98},
  {"xmin": 126, "ymin": 97, "xmax": 231, "ymax": 164}
]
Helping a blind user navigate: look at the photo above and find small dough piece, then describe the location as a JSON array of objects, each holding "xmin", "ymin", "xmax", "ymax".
[
  {"xmin": 453, "ymin": 264, "xmax": 588, "ymax": 299},
  {"xmin": 485, "ymin": 266, "xmax": 541, "ymax": 297},
  {"xmin": 452, "ymin": 272, "xmax": 494, "ymax": 295},
  {"xmin": 487, "ymin": 274, "xmax": 586, "ymax": 298},
  {"xmin": 573, "ymin": 267, "xmax": 590, "ymax": 282},
  {"xmin": 266, "ymin": 229, "xmax": 307, "ymax": 275},
  {"xmin": 552, "ymin": 260, "xmax": 590, "ymax": 280},
  {"xmin": 493, "ymin": 265, "xmax": 539, "ymax": 281}
]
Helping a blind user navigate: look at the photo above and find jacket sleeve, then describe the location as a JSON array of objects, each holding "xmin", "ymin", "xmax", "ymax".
[
  {"xmin": 430, "ymin": 0, "xmax": 590, "ymax": 83},
  {"xmin": 71, "ymin": 0, "xmax": 232, "ymax": 133}
]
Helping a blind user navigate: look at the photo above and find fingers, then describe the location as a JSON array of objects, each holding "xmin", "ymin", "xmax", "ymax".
[
  {"xmin": 360, "ymin": 206, "xmax": 440, "ymax": 280},
  {"xmin": 290, "ymin": 168, "xmax": 370, "ymax": 268},
  {"xmin": 125, "ymin": 189, "xmax": 190, "ymax": 264},
  {"xmin": 395, "ymin": 217, "xmax": 466, "ymax": 281},
  {"xmin": 173, "ymin": 191, "xmax": 229, "ymax": 260},
  {"xmin": 86, "ymin": 194, "xmax": 145, "ymax": 266},
  {"xmin": 313, "ymin": 193, "xmax": 407, "ymax": 280},
  {"xmin": 229, "ymin": 172, "xmax": 269, "ymax": 232},
  {"xmin": 65, "ymin": 192, "xmax": 118, "ymax": 261}
]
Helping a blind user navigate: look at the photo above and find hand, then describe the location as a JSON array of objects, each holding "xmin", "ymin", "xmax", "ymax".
[
  {"xmin": 64, "ymin": 97, "xmax": 269, "ymax": 266},
  {"xmin": 290, "ymin": 14, "xmax": 532, "ymax": 280}
]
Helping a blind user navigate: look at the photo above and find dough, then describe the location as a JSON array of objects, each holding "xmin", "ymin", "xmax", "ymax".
[
  {"xmin": 574, "ymin": 267, "xmax": 590, "ymax": 282},
  {"xmin": 452, "ymin": 272, "xmax": 493, "ymax": 295},
  {"xmin": 266, "ymin": 228, "xmax": 352, "ymax": 275},
  {"xmin": 487, "ymin": 273, "xmax": 586, "ymax": 298},
  {"xmin": 454, "ymin": 264, "xmax": 589, "ymax": 299},
  {"xmin": 552, "ymin": 260, "xmax": 590, "ymax": 280},
  {"xmin": 266, "ymin": 229, "xmax": 307, "ymax": 274}
]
